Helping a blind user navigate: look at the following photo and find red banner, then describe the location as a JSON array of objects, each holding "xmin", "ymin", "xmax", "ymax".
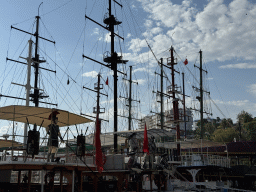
[{"xmin": 143, "ymin": 123, "xmax": 149, "ymax": 154}]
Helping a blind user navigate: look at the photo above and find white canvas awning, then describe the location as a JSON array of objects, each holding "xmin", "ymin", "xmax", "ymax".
[{"xmin": 0, "ymin": 105, "xmax": 93, "ymax": 128}]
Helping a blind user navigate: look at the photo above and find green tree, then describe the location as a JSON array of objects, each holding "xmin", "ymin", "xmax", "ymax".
[
  {"xmin": 236, "ymin": 110, "xmax": 254, "ymax": 141},
  {"xmin": 195, "ymin": 119, "xmax": 217, "ymax": 140},
  {"xmin": 219, "ymin": 118, "xmax": 233, "ymax": 129},
  {"xmin": 196, "ymin": 119, "xmax": 209, "ymax": 128},
  {"xmin": 205, "ymin": 122, "xmax": 216, "ymax": 135},
  {"xmin": 195, "ymin": 119, "xmax": 210, "ymax": 139},
  {"xmin": 212, "ymin": 127, "xmax": 239, "ymax": 142},
  {"xmin": 243, "ymin": 121, "xmax": 256, "ymax": 141},
  {"xmin": 237, "ymin": 110, "xmax": 253, "ymax": 124}
]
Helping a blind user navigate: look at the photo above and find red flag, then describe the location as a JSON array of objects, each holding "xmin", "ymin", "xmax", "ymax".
[
  {"xmin": 95, "ymin": 118, "xmax": 104, "ymax": 173},
  {"xmin": 106, "ymin": 77, "xmax": 108, "ymax": 85},
  {"xmin": 143, "ymin": 123, "xmax": 149, "ymax": 154},
  {"xmin": 184, "ymin": 59, "xmax": 188, "ymax": 65}
]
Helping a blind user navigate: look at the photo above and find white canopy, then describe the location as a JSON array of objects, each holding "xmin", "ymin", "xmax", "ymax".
[
  {"xmin": 0, "ymin": 139, "xmax": 23, "ymax": 148},
  {"xmin": 0, "ymin": 105, "xmax": 93, "ymax": 128}
]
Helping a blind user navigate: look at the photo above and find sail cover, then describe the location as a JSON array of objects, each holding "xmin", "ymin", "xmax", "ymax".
[{"xmin": 0, "ymin": 105, "xmax": 93, "ymax": 128}]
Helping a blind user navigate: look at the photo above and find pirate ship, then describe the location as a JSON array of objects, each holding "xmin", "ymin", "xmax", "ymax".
[{"xmin": 1, "ymin": 1, "xmax": 255, "ymax": 192}]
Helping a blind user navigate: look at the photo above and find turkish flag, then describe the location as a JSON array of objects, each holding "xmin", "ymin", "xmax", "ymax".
[
  {"xmin": 184, "ymin": 59, "xmax": 188, "ymax": 65},
  {"xmin": 106, "ymin": 77, "xmax": 108, "ymax": 85}
]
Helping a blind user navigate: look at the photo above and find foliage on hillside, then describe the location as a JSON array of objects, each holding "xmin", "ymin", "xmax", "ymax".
[{"xmin": 194, "ymin": 110, "xmax": 256, "ymax": 142}]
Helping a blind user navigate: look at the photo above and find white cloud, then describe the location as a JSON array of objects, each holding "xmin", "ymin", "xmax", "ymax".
[
  {"xmin": 104, "ymin": 32, "xmax": 111, "ymax": 43},
  {"xmin": 82, "ymin": 71, "xmax": 98, "ymax": 78},
  {"xmin": 144, "ymin": 20, "xmax": 153, "ymax": 28},
  {"xmin": 133, "ymin": 0, "xmax": 256, "ymax": 62},
  {"xmin": 0, "ymin": 126, "xmax": 9, "ymax": 135},
  {"xmin": 128, "ymin": 38, "xmax": 147, "ymax": 52},
  {"xmin": 212, "ymin": 99, "xmax": 256, "ymax": 121},
  {"xmin": 101, "ymin": 99, "xmax": 114, "ymax": 105},
  {"xmin": 219, "ymin": 63, "xmax": 256, "ymax": 69},
  {"xmin": 92, "ymin": 28, "xmax": 99, "ymax": 35},
  {"xmin": 151, "ymin": 27, "xmax": 162, "ymax": 34},
  {"xmin": 134, "ymin": 67, "xmax": 148, "ymax": 73},
  {"xmin": 247, "ymin": 84, "xmax": 256, "ymax": 96},
  {"xmin": 133, "ymin": 79, "xmax": 146, "ymax": 85},
  {"xmin": 217, "ymin": 100, "xmax": 251, "ymax": 107},
  {"xmin": 91, "ymin": 28, "xmax": 104, "ymax": 41},
  {"xmin": 138, "ymin": 0, "xmax": 193, "ymax": 28},
  {"xmin": 195, "ymin": 0, "xmax": 228, "ymax": 33}
]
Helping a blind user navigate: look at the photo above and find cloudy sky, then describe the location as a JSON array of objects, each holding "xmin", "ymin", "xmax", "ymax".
[{"xmin": 0, "ymin": 0, "xmax": 256, "ymax": 139}]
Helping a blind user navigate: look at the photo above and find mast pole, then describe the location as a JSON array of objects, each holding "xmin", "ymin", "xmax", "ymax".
[
  {"xmin": 108, "ymin": 0, "xmax": 118, "ymax": 153},
  {"xmin": 128, "ymin": 66, "xmax": 132, "ymax": 131},
  {"xmin": 32, "ymin": 15, "xmax": 40, "ymax": 132},
  {"xmin": 96, "ymin": 74, "xmax": 101, "ymax": 119},
  {"xmin": 160, "ymin": 58, "xmax": 164, "ymax": 130},
  {"xmin": 34, "ymin": 15, "xmax": 40, "ymax": 108},
  {"xmin": 24, "ymin": 39, "xmax": 33, "ymax": 148},
  {"xmin": 170, "ymin": 47, "xmax": 180, "ymax": 156},
  {"xmin": 182, "ymin": 72, "xmax": 187, "ymax": 139},
  {"xmin": 199, "ymin": 50, "xmax": 203, "ymax": 139}
]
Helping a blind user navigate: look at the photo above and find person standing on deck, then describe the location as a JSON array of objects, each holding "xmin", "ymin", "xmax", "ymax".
[
  {"xmin": 46, "ymin": 111, "xmax": 63, "ymax": 162},
  {"xmin": 143, "ymin": 136, "xmax": 156, "ymax": 169},
  {"xmin": 128, "ymin": 132, "xmax": 139, "ymax": 153}
]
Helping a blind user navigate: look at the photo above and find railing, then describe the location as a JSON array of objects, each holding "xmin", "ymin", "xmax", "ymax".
[
  {"xmin": 172, "ymin": 180, "xmax": 255, "ymax": 192},
  {"xmin": 1, "ymin": 153, "xmax": 231, "ymax": 170},
  {"xmin": 0, "ymin": 154, "xmax": 66, "ymax": 163},
  {"xmin": 181, "ymin": 154, "xmax": 230, "ymax": 168}
]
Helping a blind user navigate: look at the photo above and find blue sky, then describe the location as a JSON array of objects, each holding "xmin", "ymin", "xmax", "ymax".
[{"xmin": 0, "ymin": 0, "xmax": 256, "ymax": 140}]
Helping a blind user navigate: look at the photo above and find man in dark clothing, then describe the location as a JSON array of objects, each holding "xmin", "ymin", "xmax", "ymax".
[
  {"xmin": 47, "ymin": 113, "xmax": 63, "ymax": 162},
  {"xmin": 128, "ymin": 132, "xmax": 138, "ymax": 153}
]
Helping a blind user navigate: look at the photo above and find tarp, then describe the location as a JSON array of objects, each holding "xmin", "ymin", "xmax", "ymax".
[
  {"xmin": 108, "ymin": 128, "xmax": 176, "ymax": 139},
  {"xmin": 0, "ymin": 105, "xmax": 93, "ymax": 128},
  {"xmin": 158, "ymin": 139, "xmax": 225, "ymax": 149},
  {"xmin": 83, "ymin": 134, "xmax": 127, "ymax": 146}
]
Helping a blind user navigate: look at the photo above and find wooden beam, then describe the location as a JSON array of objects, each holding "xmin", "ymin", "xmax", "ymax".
[
  {"xmin": 18, "ymin": 170, "xmax": 21, "ymax": 192},
  {"xmin": 28, "ymin": 170, "xmax": 31, "ymax": 192},
  {"xmin": 93, "ymin": 175, "xmax": 98, "ymax": 192},
  {"xmin": 60, "ymin": 170, "xmax": 63, "ymax": 192},
  {"xmin": 80, "ymin": 171, "xmax": 83, "ymax": 192},
  {"xmin": 117, "ymin": 173, "xmax": 124, "ymax": 192}
]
